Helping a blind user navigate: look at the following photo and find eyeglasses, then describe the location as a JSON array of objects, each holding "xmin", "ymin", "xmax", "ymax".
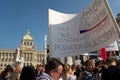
[{"xmin": 54, "ymin": 70, "xmax": 62, "ymax": 77}]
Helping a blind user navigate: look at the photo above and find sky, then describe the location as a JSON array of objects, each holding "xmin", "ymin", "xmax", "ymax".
[{"xmin": 0, "ymin": 0, "xmax": 120, "ymax": 50}]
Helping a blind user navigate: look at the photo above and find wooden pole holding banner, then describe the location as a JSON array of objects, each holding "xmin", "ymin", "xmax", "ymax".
[
  {"xmin": 103, "ymin": 0, "xmax": 120, "ymax": 35},
  {"xmin": 48, "ymin": 9, "xmax": 52, "ymax": 58}
]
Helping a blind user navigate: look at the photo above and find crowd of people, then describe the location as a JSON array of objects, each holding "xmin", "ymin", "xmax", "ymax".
[{"xmin": 0, "ymin": 57, "xmax": 120, "ymax": 80}]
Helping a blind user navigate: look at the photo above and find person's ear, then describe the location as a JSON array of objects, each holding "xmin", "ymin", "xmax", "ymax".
[{"xmin": 50, "ymin": 69, "xmax": 55, "ymax": 76}]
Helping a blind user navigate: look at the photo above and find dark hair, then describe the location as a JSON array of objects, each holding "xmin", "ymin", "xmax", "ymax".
[
  {"xmin": 35, "ymin": 64, "xmax": 44, "ymax": 77},
  {"xmin": 0, "ymin": 65, "xmax": 13, "ymax": 79},
  {"xmin": 106, "ymin": 58, "xmax": 116, "ymax": 63},
  {"xmin": 20, "ymin": 66, "xmax": 35, "ymax": 80},
  {"xmin": 102, "ymin": 66, "xmax": 120, "ymax": 80},
  {"xmin": 45, "ymin": 58, "xmax": 63, "ymax": 73}
]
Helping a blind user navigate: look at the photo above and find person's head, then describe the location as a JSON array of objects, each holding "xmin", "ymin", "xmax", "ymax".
[
  {"xmin": 106, "ymin": 58, "xmax": 117, "ymax": 67},
  {"xmin": 85, "ymin": 59, "xmax": 95, "ymax": 72},
  {"xmin": 71, "ymin": 64, "xmax": 76, "ymax": 72},
  {"xmin": 37, "ymin": 64, "xmax": 45, "ymax": 72},
  {"xmin": 64, "ymin": 63, "xmax": 70, "ymax": 72},
  {"xmin": 20, "ymin": 66, "xmax": 35, "ymax": 80},
  {"xmin": 102, "ymin": 66, "xmax": 120, "ymax": 80},
  {"xmin": 0, "ymin": 65, "xmax": 13, "ymax": 79},
  {"xmin": 6, "ymin": 65, "xmax": 13, "ymax": 73},
  {"xmin": 45, "ymin": 58, "xmax": 64, "ymax": 80},
  {"xmin": 15, "ymin": 62, "xmax": 22, "ymax": 73}
]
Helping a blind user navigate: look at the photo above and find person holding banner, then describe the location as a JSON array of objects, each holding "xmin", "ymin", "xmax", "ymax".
[{"xmin": 10, "ymin": 62, "xmax": 22, "ymax": 80}]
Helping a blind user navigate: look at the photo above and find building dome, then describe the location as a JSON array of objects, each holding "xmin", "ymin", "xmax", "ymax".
[{"xmin": 23, "ymin": 29, "xmax": 33, "ymax": 40}]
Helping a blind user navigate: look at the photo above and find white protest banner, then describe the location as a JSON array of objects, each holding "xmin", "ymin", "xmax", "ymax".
[
  {"xmin": 74, "ymin": 60, "xmax": 81, "ymax": 66},
  {"xmin": 106, "ymin": 40, "xmax": 119, "ymax": 51},
  {"xmin": 48, "ymin": 0, "xmax": 120, "ymax": 57},
  {"xmin": 116, "ymin": 38, "xmax": 120, "ymax": 48}
]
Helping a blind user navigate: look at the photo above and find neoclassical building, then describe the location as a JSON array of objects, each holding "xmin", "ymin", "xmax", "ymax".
[{"xmin": 0, "ymin": 29, "xmax": 45, "ymax": 71}]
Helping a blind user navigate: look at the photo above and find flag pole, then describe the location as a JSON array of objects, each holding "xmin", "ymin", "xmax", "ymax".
[
  {"xmin": 103, "ymin": 0, "xmax": 120, "ymax": 35},
  {"xmin": 48, "ymin": 9, "xmax": 52, "ymax": 58}
]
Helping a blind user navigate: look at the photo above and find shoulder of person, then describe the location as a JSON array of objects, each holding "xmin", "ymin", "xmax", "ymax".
[
  {"xmin": 37, "ymin": 78, "xmax": 49, "ymax": 80},
  {"xmin": 36, "ymin": 72, "xmax": 53, "ymax": 80}
]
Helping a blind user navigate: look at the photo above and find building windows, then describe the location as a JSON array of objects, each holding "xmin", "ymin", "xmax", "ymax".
[
  {"xmin": 9, "ymin": 58, "xmax": 11, "ymax": 61},
  {"xmin": 24, "ymin": 41, "xmax": 33, "ymax": 46},
  {"xmin": 1, "ymin": 64, "xmax": 3, "ymax": 68},
  {"xmin": 2, "ymin": 58, "xmax": 4, "ymax": 61},
  {"xmin": 5, "ymin": 58, "xmax": 7, "ymax": 61},
  {"xmin": 30, "ymin": 42, "xmax": 32, "ymax": 46},
  {"xmin": 2, "ymin": 53, "xmax": 4, "ymax": 56},
  {"xmin": 27, "ymin": 42, "xmax": 29, "ymax": 45},
  {"xmin": 24, "ymin": 42, "xmax": 26, "ymax": 45}
]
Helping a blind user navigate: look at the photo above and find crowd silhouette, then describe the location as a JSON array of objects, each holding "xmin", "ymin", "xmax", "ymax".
[{"xmin": 0, "ymin": 57, "xmax": 120, "ymax": 80}]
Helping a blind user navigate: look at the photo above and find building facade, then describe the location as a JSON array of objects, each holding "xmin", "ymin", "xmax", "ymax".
[{"xmin": 0, "ymin": 29, "xmax": 45, "ymax": 71}]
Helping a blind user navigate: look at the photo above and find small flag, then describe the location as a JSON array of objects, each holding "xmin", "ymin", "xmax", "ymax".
[{"xmin": 98, "ymin": 48, "xmax": 107, "ymax": 61}]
